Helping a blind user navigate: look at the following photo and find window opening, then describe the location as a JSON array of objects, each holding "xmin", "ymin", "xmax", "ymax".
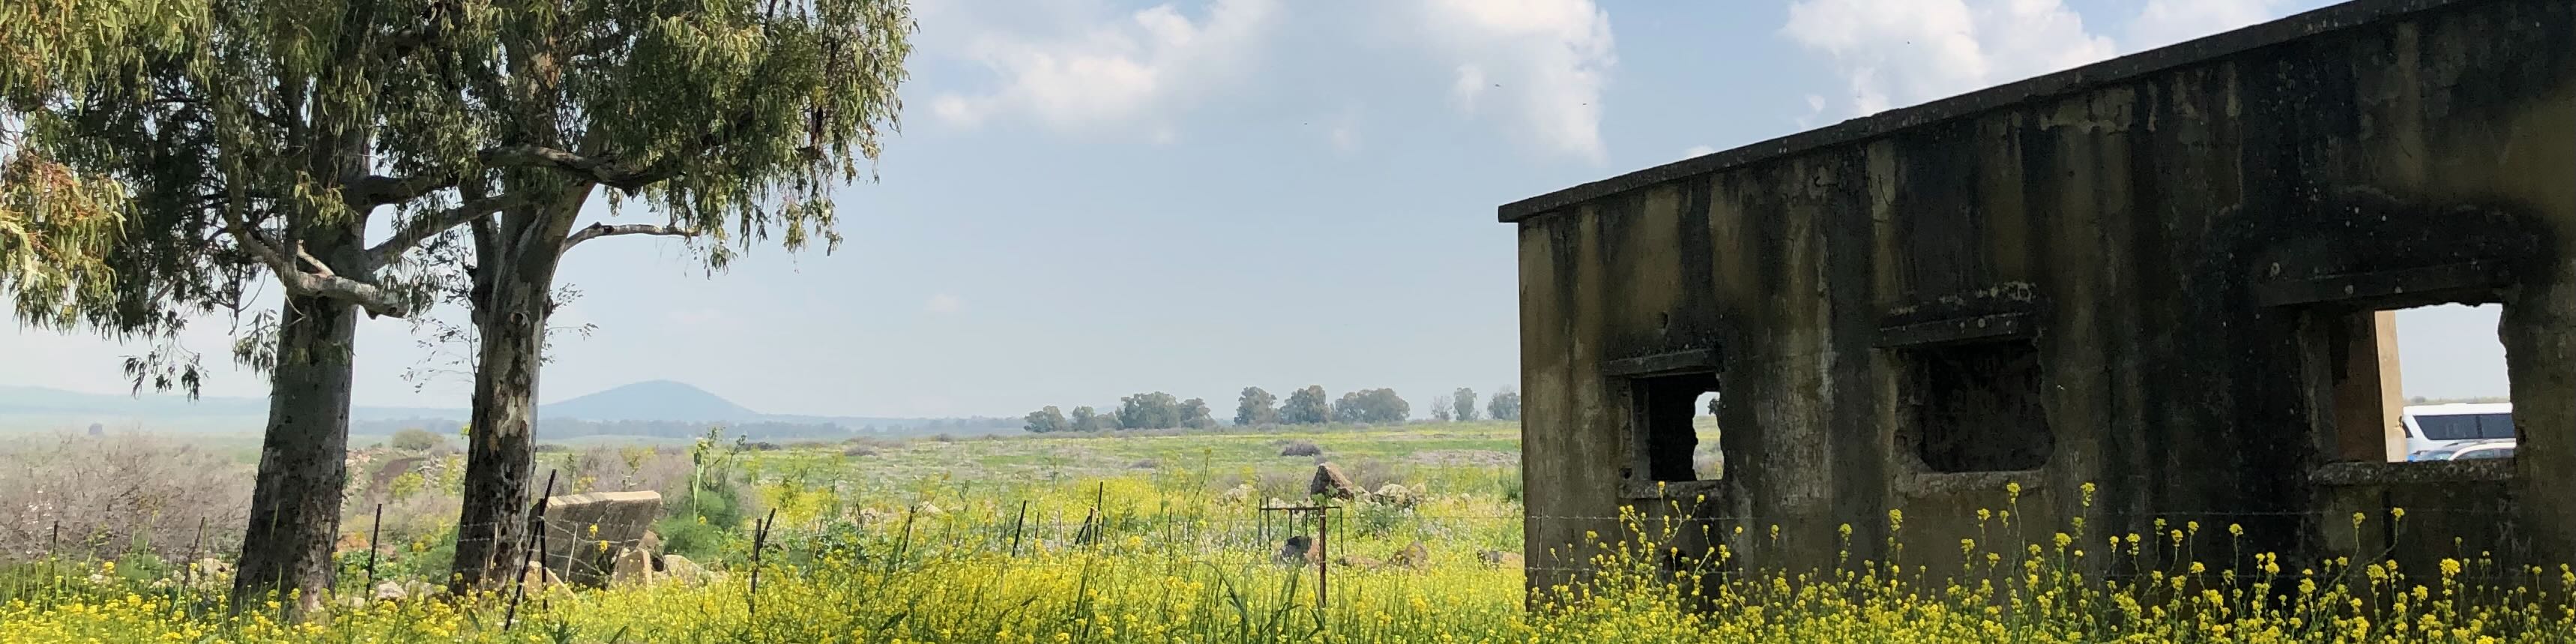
[
  {"xmin": 1629, "ymin": 373, "xmax": 1719, "ymax": 481},
  {"xmin": 2383, "ymin": 304, "xmax": 2514, "ymax": 462},
  {"xmin": 1907, "ymin": 338, "xmax": 2052, "ymax": 472}
]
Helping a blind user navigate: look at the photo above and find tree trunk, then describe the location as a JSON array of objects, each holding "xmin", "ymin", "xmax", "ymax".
[
  {"xmin": 447, "ymin": 253, "xmax": 564, "ymax": 590},
  {"xmin": 231, "ymin": 292, "xmax": 358, "ymax": 613}
]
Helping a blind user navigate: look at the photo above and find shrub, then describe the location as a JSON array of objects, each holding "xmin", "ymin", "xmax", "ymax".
[
  {"xmin": 389, "ymin": 428, "xmax": 445, "ymax": 451},
  {"xmin": 0, "ymin": 435, "xmax": 250, "ymax": 561},
  {"xmin": 1278, "ymin": 441, "xmax": 1322, "ymax": 457},
  {"xmin": 842, "ymin": 446, "xmax": 879, "ymax": 457}
]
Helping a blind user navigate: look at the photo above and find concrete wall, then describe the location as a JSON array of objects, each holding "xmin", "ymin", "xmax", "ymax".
[{"xmin": 1508, "ymin": 0, "xmax": 2576, "ymax": 595}]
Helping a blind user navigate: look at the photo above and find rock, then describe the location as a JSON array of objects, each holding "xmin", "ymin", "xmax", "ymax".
[
  {"xmin": 537, "ymin": 490, "xmax": 663, "ymax": 588},
  {"xmin": 609, "ymin": 547, "xmax": 656, "ymax": 586},
  {"xmin": 1478, "ymin": 550, "xmax": 1525, "ymax": 568},
  {"xmin": 1276, "ymin": 535, "xmax": 1317, "ymax": 565},
  {"xmin": 914, "ymin": 502, "xmax": 945, "ymax": 517},
  {"xmin": 1370, "ymin": 484, "xmax": 1414, "ymax": 505},
  {"xmin": 521, "ymin": 562, "xmax": 561, "ymax": 589},
  {"xmin": 402, "ymin": 580, "xmax": 442, "ymax": 600},
  {"xmin": 372, "ymin": 580, "xmax": 406, "ymax": 601},
  {"xmin": 1388, "ymin": 541, "xmax": 1430, "ymax": 570},
  {"xmin": 661, "ymin": 554, "xmax": 710, "ymax": 585},
  {"xmin": 1220, "ymin": 484, "xmax": 1254, "ymax": 505},
  {"xmin": 1309, "ymin": 463, "xmax": 1358, "ymax": 499}
]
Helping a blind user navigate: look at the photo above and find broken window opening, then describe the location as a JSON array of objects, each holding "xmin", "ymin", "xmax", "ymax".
[
  {"xmin": 1907, "ymin": 338, "xmax": 2053, "ymax": 473},
  {"xmin": 1628, "ymin": 372, "xmax": 1719, "ymax": 482},
  {"xmin": 2317, "ymin": 304, "xmax": 2514, "ymax": 463}
]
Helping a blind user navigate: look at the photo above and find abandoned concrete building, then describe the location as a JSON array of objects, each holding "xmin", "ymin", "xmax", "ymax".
[{"xmin": 1503, "ymin": 0, "xmax": 2575, "ymax": 592}]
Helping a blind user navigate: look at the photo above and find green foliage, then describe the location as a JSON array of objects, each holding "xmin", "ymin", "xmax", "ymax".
[
  {"xmin": 1279, "ymin": 385, "xmax": 1330, "ymax": 425},
  {"xmin": 1117, "ymin": 392, "xmax": 1183, "ymax": 430},
  {"xmin": 1180, "ymin": 398, "xmax": 1216, "ymax": 430},
  {"xmin": 1234, "ymin": 387, "xmax": 1279, "ymax": 427},
  {"xmin": 1023, "ymin": 406, "xmax": 1069, "ymax": 433},
  {"xmin": 1070, "ymin": 406, "xmax": 1117, "ymax": 433},
  {"xmin": 1333, "ymin": 388, "xmax": 1409, "ymax": 424},
  {"xmin": 1487, "ymin": 388, "xmax": 1521, "ymax": 421},
  {"xmin": 387, "ymin": 428, "xmax": 444, "ymax": 451}
]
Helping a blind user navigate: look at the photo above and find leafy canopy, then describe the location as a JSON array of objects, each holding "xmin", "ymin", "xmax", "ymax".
[{"xmin": 1, "ymin": 0, "xmax": 912, "ymax": 386}]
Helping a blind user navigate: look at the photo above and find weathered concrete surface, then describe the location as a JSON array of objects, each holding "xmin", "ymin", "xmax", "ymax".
[
  {"xmin": 1506, "ymin": 0, "xmax": 2575, "ymax": 598},
  {"xmin": 537, "ymin": 490, "xmax": 663, "ymax": 588}
]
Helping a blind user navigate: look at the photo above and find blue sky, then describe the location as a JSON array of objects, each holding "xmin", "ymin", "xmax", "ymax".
[{"xmin": 3, "ymin": 0, "xmax": 2512, "ymax": 418}]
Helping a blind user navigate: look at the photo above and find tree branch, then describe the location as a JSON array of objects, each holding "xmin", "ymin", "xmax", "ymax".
[
  {"xmin": 220, "ymin": 199, "xmax": 411, "ymax": 317},
  {"xmin": 342, "ymin": 171, "xmax": 459, "ymax": 208},
  {"xmin": 479, "ymin": 145, "xmax": 682, "ymax": 190},
  {"xmin": 562, "ymin": 223, "xmax": 699, "ymax": 252},
  {"xmin": 367, "ymin": 192, "xmax": 530, "ymax": 265}
]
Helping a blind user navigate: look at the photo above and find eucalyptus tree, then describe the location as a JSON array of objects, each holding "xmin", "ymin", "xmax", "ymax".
[
  {"xmin": 4, "ymin": 0, "xmax": 531, "ymax": 609},
  {"xmin": 441, "ymin": 0, "xmax": 913, "ymax": 589},
  {"xmin": 1, "ymin": 0, "xmax": 914, "ymax": 607}
]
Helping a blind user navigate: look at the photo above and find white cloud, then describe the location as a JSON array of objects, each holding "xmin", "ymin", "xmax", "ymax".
[
  {"xmin": 1783, "ymin": 0, "xmax": 2113, "ymax": 115},
  {"xmin": 929, "ymin": 0, "xmax": 1279, "ymax": 136},
  {"xmin": 1785, "ymin": 0, "xmax": 2308, "ymax": 118},
  {"xmin": 1681, "ymin": 145, "xmax": 1716, "ymax": 160},
  {"xmin": 1414, "ymin": 0, "xmax": 1617, "ymax": 163},
  {"xmin": 2126, "ymin": 0, "xmax": 2292, "ymax": 51},
  {"xmin": 926, "ymin": 293, "xmax": 965, "ymax": 314}
]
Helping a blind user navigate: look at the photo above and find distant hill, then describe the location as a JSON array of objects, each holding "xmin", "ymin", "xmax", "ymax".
[{"xmin": 540, "ymin": 380, "xmax": 759, "ymax": 422}]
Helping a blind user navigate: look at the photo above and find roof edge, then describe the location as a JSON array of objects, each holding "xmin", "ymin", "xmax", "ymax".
[{"xmin": 1496, "ymin": 0, "xmax": 2474, "ymax": 223}]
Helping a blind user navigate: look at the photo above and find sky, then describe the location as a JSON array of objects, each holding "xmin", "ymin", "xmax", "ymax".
[{"xmin": 0, "ymin": 0, "xmax": 2515, "ymax": 418}]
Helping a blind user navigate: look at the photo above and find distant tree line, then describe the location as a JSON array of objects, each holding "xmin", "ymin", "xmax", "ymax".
[
  {"xmin": 1022, "ymin": 392, "xmax": 1219, "ymax": 433},
  {"xmin": 1024, "ymin": 385, "xmax": 1521, "ymax": 433}
]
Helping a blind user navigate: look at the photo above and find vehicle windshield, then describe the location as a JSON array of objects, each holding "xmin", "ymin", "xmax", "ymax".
[{"xmin": 2413, "ymin": 412, "xmax": 2515, "ymax": 441}]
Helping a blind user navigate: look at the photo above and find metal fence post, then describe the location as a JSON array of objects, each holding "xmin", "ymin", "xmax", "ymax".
[{"xmin": 504, "ymin": 470, "xmax": 558, "ymax": 632}]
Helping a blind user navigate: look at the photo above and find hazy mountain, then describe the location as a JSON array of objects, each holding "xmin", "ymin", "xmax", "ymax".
[{"xmin": 539, "ymin": 380, "xmax": 759, "ymax": 421}]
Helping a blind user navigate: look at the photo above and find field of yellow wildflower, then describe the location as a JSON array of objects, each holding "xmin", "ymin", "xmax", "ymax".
[{"xmin": 4, "ymin": 424, "xmax": 2572, "ymax": 643}]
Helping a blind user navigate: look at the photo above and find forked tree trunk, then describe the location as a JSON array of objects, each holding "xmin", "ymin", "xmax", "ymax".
[
  {"xmin": 447, "ymin": 251, "xmax": 564, "ymax": 590},
  {"xmin": 231, "ymin": 292, "xmax": 358, "ymax": 613}
]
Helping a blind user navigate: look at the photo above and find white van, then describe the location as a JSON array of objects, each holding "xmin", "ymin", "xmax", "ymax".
[{"xmin": 2400, "ymin": 403, "xmax": 2515, "ymax": 461}]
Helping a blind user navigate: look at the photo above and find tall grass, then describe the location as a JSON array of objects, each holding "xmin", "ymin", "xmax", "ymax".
[{"xmin": 4, "ymin": 428, "xmax": 2570, "ymax": 643}]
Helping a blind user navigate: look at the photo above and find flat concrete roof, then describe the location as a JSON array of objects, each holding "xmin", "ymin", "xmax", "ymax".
[{"xmin": 1496, "ymin": 0, "xmax": 2476, "ymax": 223}]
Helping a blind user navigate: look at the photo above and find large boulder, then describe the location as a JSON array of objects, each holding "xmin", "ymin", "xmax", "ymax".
[
  {"xmin": 1309, "ymin": 463, "xmax": 1357, "ymax": 499},
  {"xmin": 537, "ymin": 490, "xmax": 663, "ymax": 588},
  {"xmin": 1477, "ymin": 550, "xmax": 1525, "ymax": 568}
]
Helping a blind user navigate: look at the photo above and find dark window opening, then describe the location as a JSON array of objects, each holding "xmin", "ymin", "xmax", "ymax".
[
  {"xmin": 1908, "ymin": 339, "xmax": 2052, "ymax": 472},
  {"xmin": 1629, "ymin": 373, "xmax": 1719, "ymax": 482}
]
